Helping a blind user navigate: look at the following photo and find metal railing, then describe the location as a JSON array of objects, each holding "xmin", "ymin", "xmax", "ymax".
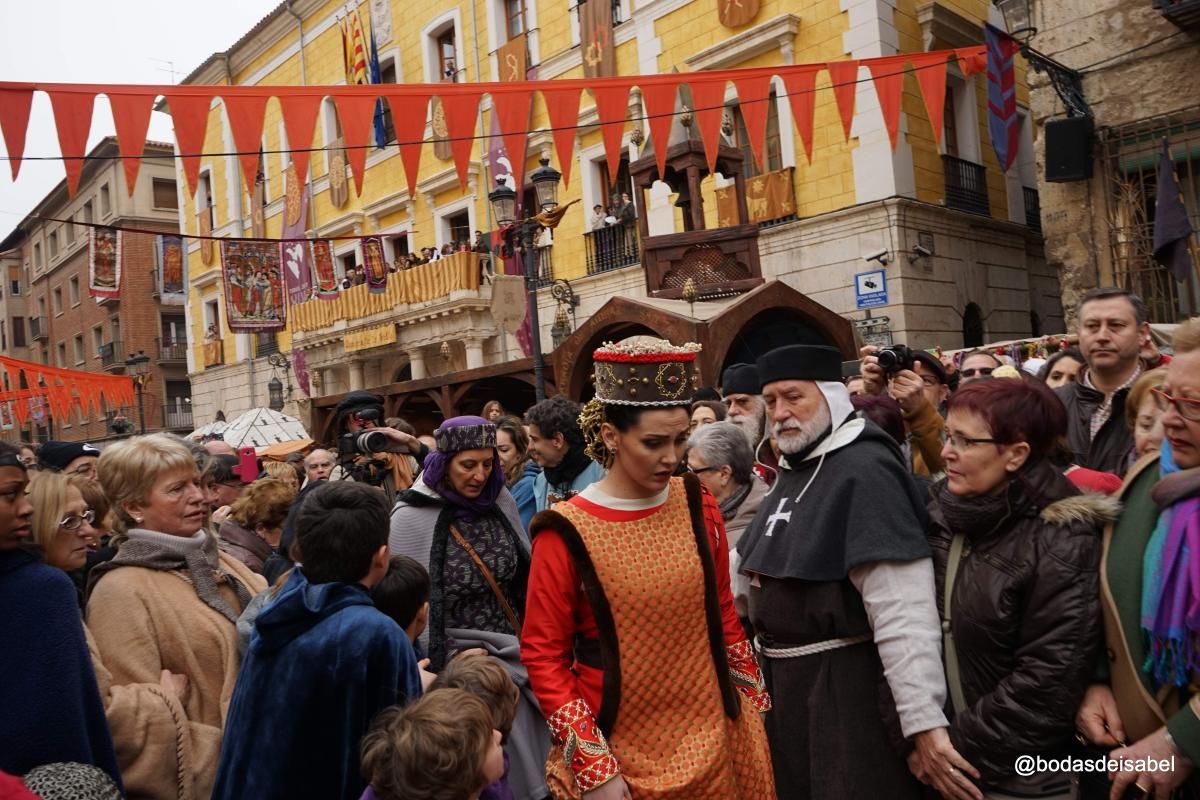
[
  {"xmin": 583, "ymin": 223, "xmax": 641, "ymax": 275},
  {"xmin": 1023, "ymin": 186, "xmax": 1042, "ymax": 232},
  {"xmin": 30, "ymin": 316, "xmax": 48, "ymax": 340},
  {"xmin": 98, "ymin": 340, "xmax": 124, "ymax": 368},
  {"xmin": 942, "ymin": 154, "xmax": 990, "ymax": 216},
  {"xmin": 156, "ymin": 337, "xmax": 187, "ymax": 362},
  {"xmin": 162, "ymin": 405, "xmax": 193, "ymax": 430}
]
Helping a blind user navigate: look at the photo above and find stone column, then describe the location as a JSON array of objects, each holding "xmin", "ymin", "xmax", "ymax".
[
  {"xmin": 408, "ymin": 349, "xmax": 427, "ymax": 381},
  {"xmin": 464, "ymin": 338, "xmax": 485, "ymax": 371},
  {"xmin": 348, "ymin": 359, "xmax": 365, "ymax": 391}
]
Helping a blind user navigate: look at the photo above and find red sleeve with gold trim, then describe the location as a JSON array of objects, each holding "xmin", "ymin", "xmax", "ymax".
[
  {"xmin": 700, "ymin": 489, "xmax": 771, "ymax": 711},
  {"xmin": 548, "ymin": 698, "xmax": 620, "ymax": 792}
]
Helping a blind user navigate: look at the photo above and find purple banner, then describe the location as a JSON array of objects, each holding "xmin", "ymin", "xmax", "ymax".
[{"xmin": 282, "ymin": 165, "xmax": 313, "ymax": 305}]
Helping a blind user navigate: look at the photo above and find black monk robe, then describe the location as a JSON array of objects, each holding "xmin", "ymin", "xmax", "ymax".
[{"xmin": 737, "ymin": 417, "xmax": 940, "ymax": 800}]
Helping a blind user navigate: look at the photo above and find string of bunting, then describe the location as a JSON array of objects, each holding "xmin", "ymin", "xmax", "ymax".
[
  {"xmin": 0, "ymin": 43, "xmax": 1007, "ymax": 203},
  {"xmin": 0, "ymin": 353, "xmax": 136, "ymax": 428}
]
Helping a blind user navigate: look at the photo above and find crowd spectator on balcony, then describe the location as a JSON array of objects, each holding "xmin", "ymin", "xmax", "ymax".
[
  {"xmin": 0, "ymin": 442, "xmax": 122, "ymax": 790},
  {"xmin": 1038, "ymin": 348, "xmax": 1086, "ymax": 389},
  {"xmin": 619, "ymin": 191, "xmax": 637, "ymax": 224},
  {"xmin": 428, "ymin": 245, "xmax": 443, "ymax": 262},
  {"xmin": 38, "ymin": 442, "xmax": 101, "ymax": 483},
  {"xmin": 217, "ymin": 478, "xmax": 296, "ymax": 575},
  {"xmin": 473, "ymin": 230, "xmax": 491, "ymax": 254},
  {"xmin": 590, "ymin": 204, "xmax": 606, "ymax": 231},
  {"xmin": 441, "ymin": 243, "xmax": 455, "ymax": 257},
  {"xmin": 88, "ymin": 434, "xmax": 265, "ymax": 798},
  {"xmin": 524, "ymin": 396, "xmax": 605, "ymax": 511},
  {"xmin": 1058, "ymin": 287, "xmax": 1151, "ymax": 474}
]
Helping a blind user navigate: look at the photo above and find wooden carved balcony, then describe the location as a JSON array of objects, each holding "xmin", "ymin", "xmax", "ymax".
[{"xmin": 630, "ymin": 139, "xmax": 764, "ymax": 301}]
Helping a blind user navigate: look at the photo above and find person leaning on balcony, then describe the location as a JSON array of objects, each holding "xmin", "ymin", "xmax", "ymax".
[
  {"xmin": 1076, "ymin": 316, "xmax": 1200, "ymax": 799},
  {"xmin": 590, "ymin": 204, "xmax": 606, "ymax": 231},
  {"xmin": 860, "ymin": 347, "xmax": 950, "ymax": 479}
]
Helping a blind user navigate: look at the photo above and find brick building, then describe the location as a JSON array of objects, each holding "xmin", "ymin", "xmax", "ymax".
[{"xmin": 0, "ymin": 137, "xmax": 191, "ymax": 444}]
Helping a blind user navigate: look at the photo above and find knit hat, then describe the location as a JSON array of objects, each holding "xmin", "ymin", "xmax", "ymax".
[
  {"xmin": 37, "ymin": 441, "xmax": 100, "ymax": 472},
  {"xmin": 756, "ymin": 345, "xmax": 843, "ymax": 385},
  {"xmin": 721, "ymin": 363, "xmax": 761, "ymax": 396},
  {"xmin": 590, "ymin": 336, "xmax": 702, "ymax": 407}
]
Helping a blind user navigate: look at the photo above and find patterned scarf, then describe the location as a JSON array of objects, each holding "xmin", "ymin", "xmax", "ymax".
[
  {"xmin": 1141, "ymin": 441, "xmax": 1200, "ymax": 686},
  {"xmin": 87, "ymin": 529, "xmax": 251, "ymax": 624}
]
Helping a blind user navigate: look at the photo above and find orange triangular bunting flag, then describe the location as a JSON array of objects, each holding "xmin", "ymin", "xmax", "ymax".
[
  {"xmin": 48, "ymin": 90, "xmax": 96, "ymax": 197},
  {"xmin": 867, "ymin": 56, "xmax": 908, "ymax": 151},
  {"xmin": 333, "ymin": 93, "xmax": 381, "ymax": 196},
  {"xmin": 224, "ymin": 94, "xmax": 270, "ymax": 196},
  {"xmin": 278, "ymin": 93, "xmax": 323, "ymax": 189},
  {"xmin": 107, "ymin": 91, "xmax": 156, "ymax": 196},
  {"xmin": 542, "ymin": 86, "xmax": 582, "ymax": 187},
  {"xmin": 0, "ymin": 85, "xmax": 34, "ymax": 180},
  {"xmin": 911, "ymin": 52, "xmax": 949, "ymax": 146},
  {"xmin": 689, "ymin": 77, "xmax": 728, "ymax": 173},
  {"xmin": 493, "ymin": 88, "xmax": 533, "ymax": 190},
  {"xmin": 826, "ymin": 60, "xmax": 860, "ymax": 141},
  {"xmin": 732, "ymin": 74, "xmax": 774, "ymax": 172},
  {"xmin": 591, "ymin": 83, "xmax": 630, "ymax": 184},
  {"xmin": 439, "ymin": 91, "xmax": 481, "ymax": 190},
  {"xmin": 165, "ymin": 92, "xmax": 214, "ymax": 197},
  {"xmin": 639, "ymin": 79, "xmax": 678, "ymax": 181},
  {"xmin": 384, "ymin": 92, "xmax": 429, "ymax": 199},
  {"xmin": 956, "ymin": 46, "xmax": 987, "ymax": 78},
  {"xmin": 780, "ymin": 65, "xmax": 819, "ymax": 164}
]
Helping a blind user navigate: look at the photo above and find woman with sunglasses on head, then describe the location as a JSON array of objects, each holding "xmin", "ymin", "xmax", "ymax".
[
  {"xmin": 0, "ymin": 442, "xmax": 122, "ymax": 790},
  {"xmin": 1078, "ymin": 317, "xmax": 1200, "ymax": 799},
  {"xmin": 925, "ymin": 378, "xmax": 1111, "ymax": 799}
]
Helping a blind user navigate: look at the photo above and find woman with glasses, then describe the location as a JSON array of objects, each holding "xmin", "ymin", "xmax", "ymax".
[
  {"xmin": 1078, "ymin": 317, "xmax": 1200, "ymax": 798},
  {"xmin": 17, "ymin": 442, "xmax": 38, "ymax": 470},
  {"xmin": 0, "ymin": 441, "xmax": 122, "ymax": 789},
  {"xmin": 87, "ymin": 434, "xmax": 266, "ymax": 799},
  {"xmin": 686, "ymin": 421, "xmax": 767, "ymax": 553},
  {"xmin": 925, "ymin": 378, "xmax": 1111, "ymax": 799},
  {"xmin": 27, "ymin": 472, "xmax": 99, "ymax": 601}
]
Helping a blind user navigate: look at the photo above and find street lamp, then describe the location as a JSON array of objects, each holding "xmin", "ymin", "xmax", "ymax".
[
  {"xmin": 991, "ymin": 0, "xmax": 1090, "ymax": 118},
  {"xmin": 125, "ymin": 350, "xmax": 151, "ymax": 434},
  {"xmin": 489, "ymin": 158, "xmax": 564, "ymax": 402},
  {"xmin": 993, "ymin": 0, "xmax": 1035, "ymax": 41},
  {"xmin": 266, "ymin": 353, "xmax": 292, "ymax": 412}
]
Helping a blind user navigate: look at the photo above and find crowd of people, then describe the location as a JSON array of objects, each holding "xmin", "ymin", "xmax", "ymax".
[
  {"xmin": 337, "ymin": 233, "xmax": 495, "ymax": 290},
  {"xmin": 2, "ymin": 285, "xmax": 1199, "ymax": 800}
]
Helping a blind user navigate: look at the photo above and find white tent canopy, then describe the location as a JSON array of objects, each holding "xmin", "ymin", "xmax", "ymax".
[
  {"xmin": 186, "ymin": 419, "xmax": 228, "ymax": 442},
  {"xmin": 218, "ymin": 408, "xmax": 310, "ymax": 448}
]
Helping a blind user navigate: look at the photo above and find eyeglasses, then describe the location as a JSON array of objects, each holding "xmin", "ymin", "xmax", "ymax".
[
  {"xmin": 959, "ymin": 367, "xmax": 995, "ymax": 379},
  {"xmin": 945, "ymin": 432, "xmax": 997, "ymax": 451},
  {"xmin": 687, "ymin": 464, "xmax": 718, "ymax": 475},
  {"xmin": 1152, "ymin": 388, "xmax": 1200, "ymax": 422},
  {"xmin": 59, "ymin": 508, "xmax": 96, "ymax": 531},
  {"xmin": 65, "ymin": 463, "xmax": 97, "ymax": 477}
]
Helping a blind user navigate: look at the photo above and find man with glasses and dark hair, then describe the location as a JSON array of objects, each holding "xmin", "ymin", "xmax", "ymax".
[
  {"xmin": 1058, "ymin": 286, "xmax": 1152, "ymax": 473},
  {"xmin": 36, "ymin": 441, "xmax": 101, "ymax": 482}
]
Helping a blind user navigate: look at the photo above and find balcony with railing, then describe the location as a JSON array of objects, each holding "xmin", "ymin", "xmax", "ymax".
[
  {"xmin": 156, "ymin": 337, "xmax": 187, "ymax": 363},
  {"xmin": 162, "ymin": 404, "xmax": 193, "ymax": 430},
  {"xmin": 202, "ymin": 339, "xmax": 225, "ymax": 368},
  {"xmin": 583, "ymin": 223, "xmax": 641, "ymax": 275},
  {"xmin": 98, "ymin": 340, "xmax": 125, "ymax": 371},
  {"xmin": 1023, "ymin": 186, "xmax": 1042, "ymax": 233},
  {"xmin": 30, "ymin": 316, "xmax": 48, "ymax": 340},
  {"xmin": 943, "ymin": 154, "xmax": 990, "ymax": 216},
  {"xmin": 1155, "ymin": 0, "xmax": 1200, "ymax": 27}
]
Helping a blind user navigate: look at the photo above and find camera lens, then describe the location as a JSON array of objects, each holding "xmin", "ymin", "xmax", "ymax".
[
  {"xmin": 877, "ymin": 349, "xmax": 898, "ymax": 370},
  {"xmin": 356, "ymin": 430, "xmax": 387, "ymax": 454}
]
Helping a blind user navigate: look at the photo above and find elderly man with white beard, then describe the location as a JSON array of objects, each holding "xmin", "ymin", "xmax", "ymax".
[
  {"xmin": 736, "ymin": 344, "xmax": 979, "ymax": 800},
  {"xmin": 721, "ymin": 363, "xmax": 780, "ymax": 485}
]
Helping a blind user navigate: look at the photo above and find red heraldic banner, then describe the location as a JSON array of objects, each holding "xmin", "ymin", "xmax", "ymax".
[
  {"xmin": 361, "ymin": 236, "xmax": 388, "ymax": 294},
  {"xmin": 221, "ymin": 240, "xmax": 286, "ymax": 332},
  {"xmin": 310, "ymin": 239, "xmax": 339, "ymax": 300},
  {"xmin": 88, "ymin": 226, "xmax": 122, "ymax": 298}
]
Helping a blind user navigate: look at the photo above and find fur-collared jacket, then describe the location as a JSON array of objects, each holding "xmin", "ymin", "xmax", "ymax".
[{"xmin": 926, "ymin": 461, "xmax": 1118, "ymax": 791}]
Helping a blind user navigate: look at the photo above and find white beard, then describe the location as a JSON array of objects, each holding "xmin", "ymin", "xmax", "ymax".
[
  {"xmin": 773, "ymin": 400, "xmax": 832, "ymax": 455},
  {"xmin": 728, "ymin": 400, "xmax": 765, "ymax": 448}
]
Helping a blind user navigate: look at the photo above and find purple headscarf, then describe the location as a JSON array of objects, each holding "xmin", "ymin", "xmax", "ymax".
[{"xmin": 420, "ymin": 416, "xmax": 506, "ymax": 520}]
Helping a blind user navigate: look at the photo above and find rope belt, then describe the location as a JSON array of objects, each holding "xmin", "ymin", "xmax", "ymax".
[{"xmin": 754, "ymin": 633, "xmax": 872, "ymax": 659}]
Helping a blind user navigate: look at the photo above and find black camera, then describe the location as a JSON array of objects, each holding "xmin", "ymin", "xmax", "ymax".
[
  {"xmin": 338, "ymin": 429, "xmax": 389, "ymax": 458},
  {"xmin": 876, "ymin": 344, "xmax": 915, "ymax": 375}
]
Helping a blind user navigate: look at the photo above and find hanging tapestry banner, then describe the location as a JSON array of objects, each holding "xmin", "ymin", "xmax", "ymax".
[
  {"xmin": 199, "ymin": 209, "xmax": 214, "ymax": 265},
  {"xmin": 328, "ymin": 136, "xmax": 350, "ymax": 208},
  {"xmin": 156, "ymin": 234, "xmax": 187, "ymax": 305},
  {"xmin": 282, "ymin": 164, "xmax": 313, "ymax": 304},
  {"xmin": 311, "ymin": 239, "xmax": 339, "ymax": 299},
  {"xmin": 497, "ymin": 34, "xmax": 528, "ymax": 83},
  {"xmin": 580, "ymin": 0, "xmax": 616, "ymax": 79},
  {"xmin": 361, "ymin": 235, "xmax": 389, "ymax": 294},
  {"xmin": 221, "ymin": 240, "xmax": 286, "ymax": 332},
  {"xmin": 719, "ymin": 0, "xmax": 760, "ymax": 28},
  {"xmin": 88, "ymin": 226, "xmax": 122, "ymax": 298}
]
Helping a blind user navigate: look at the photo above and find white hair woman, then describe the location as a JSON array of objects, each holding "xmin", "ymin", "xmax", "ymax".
[
  {"xmin": 687, "ymin": 421, "xmax": 768, "ymax": 550},
  {"xmin": 87, "ymin": 434, "xmax": 265, "ymax": 799}
]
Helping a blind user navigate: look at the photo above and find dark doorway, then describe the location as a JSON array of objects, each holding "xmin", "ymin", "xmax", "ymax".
[
  {"xmin": 963, "ymin": 302, "xmax": 985, "ymax": 347},
  {"xmin": 719, "ymin": 308, "xmax": 836, "ymax": 375}
]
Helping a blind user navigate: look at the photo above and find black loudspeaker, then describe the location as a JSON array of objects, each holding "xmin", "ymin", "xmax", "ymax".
[{"xmin": 1044, "ymin": 116, "xmax": 1094, "ymax": 183}]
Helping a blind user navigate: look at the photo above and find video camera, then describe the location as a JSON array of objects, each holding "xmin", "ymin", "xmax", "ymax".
[{"xmin": 336, "ymin": 407, "xmax": 392, "ymax": 486}]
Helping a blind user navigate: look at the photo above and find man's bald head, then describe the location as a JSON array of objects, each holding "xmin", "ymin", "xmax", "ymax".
[
  {"xmin": 304, "ymin": 448, "xmax": 335, "ymax": 482},
  {"xmin": 204, "ymin": 440, "xmax": 236, "ymax": 456}
]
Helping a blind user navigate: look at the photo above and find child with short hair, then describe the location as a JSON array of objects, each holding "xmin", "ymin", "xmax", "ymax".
[
  {"xmin": 431, "ymin": 655, "xmax": 520, "ymax": 800},
  {"xmin": 361, "ymin": 689, "xmax": 505, "ymax": 800},
  {"xmin": 370, "ymin": 555, "xmax": 431, "ymax": 644}
]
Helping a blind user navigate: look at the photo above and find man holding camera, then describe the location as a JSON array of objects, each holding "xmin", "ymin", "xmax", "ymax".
[
  {"xmin": 859, "ymin": 345, "xmax": 949, "ymax": 478},
  {"xmin": 333, "ymin": 391, "xmax": 421, "ymax": 505}
]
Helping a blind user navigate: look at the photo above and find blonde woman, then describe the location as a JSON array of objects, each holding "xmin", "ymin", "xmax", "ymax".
[
  {"xmin": 27, "ymin": 473, "xmax": 99, "ymax": 596},
  {"xmin": 261, "ymin": 460, "xmax": 300, "ymax": 492},
  {"xmin": 87, "ymin": 434, "xmax": 265, "ymax": 799},
  {"xmin": 217, "ymin": 477, "xmax": 295, "ymax": 573}
]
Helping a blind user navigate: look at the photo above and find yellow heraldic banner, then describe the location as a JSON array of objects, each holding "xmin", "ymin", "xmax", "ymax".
[{"xmin": 344, "ymin": 323, "xmax": 398, "ymax": 353}]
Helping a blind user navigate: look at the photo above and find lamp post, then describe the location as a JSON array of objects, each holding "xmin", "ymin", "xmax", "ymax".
[
  {"xmin": 125, "ymin": 351, "xmax": 151, "ymax": 434},
  {"xmin": 992, "ymin": 0, "xmax": 1090, "ymax": 118},
  {"xmin": 488, "ymin": 158, "xmax": 562, "ymax": 402},
  {"xmin": 266, "ymin": 353, "xmax": 292, "ymax": 412}
]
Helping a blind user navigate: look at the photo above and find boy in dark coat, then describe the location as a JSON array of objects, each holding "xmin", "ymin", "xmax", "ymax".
[{"xmin": 213, "ymin": 482, "xmax": 422, "ymax": 800}]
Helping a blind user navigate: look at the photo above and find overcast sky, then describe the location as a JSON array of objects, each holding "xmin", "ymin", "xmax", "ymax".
[{"xmin": 0, "ymin": 0, "xmax": 281, "ymax": 241}]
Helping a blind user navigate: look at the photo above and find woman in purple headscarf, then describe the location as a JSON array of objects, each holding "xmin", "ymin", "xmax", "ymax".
[{"xmin": 387, "ymin": 416, "xmax": 529, "ymax": 671}]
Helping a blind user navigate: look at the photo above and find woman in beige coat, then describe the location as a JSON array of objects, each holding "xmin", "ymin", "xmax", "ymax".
[{"xmin": 87, "ymin": 434, "xmax": 265, "ymax": 799}]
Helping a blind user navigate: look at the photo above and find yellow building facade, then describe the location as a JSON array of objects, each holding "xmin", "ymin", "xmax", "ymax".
[{"xmin": 179, "ymin": 0, "xmax": 1055, "ymax": 433}]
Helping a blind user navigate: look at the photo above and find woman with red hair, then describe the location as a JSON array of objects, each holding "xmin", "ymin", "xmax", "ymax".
[{"xmin": 921, "ymin": 378, "xmax": 1115, "ymax": 799}]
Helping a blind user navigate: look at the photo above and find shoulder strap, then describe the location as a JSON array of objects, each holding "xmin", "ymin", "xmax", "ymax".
[
  {"xmin": 942, "ymin": 533, "xmax": 968, "ymax": 715},
  {"xmin": 448, "ymin": 523, "xmax": 522, "ymax": 637}
]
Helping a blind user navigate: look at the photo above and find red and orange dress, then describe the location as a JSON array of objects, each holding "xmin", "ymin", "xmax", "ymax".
[{"xmin": 520, "ymin": 474, "xmax": 774, "ymax": 798}]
